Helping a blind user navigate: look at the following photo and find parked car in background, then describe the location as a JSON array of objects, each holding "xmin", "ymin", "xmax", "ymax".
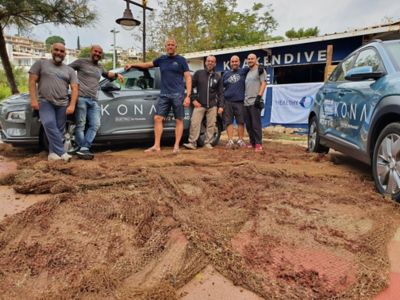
[
  {"xmin": 308, "ymin": 39, "xmax": 400, "ymax": 201},
  {"xmin": 0, "ymin": 67, "xmax": 223, "ymax": 151}
]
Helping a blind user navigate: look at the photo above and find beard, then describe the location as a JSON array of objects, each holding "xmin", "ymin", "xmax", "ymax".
[{"xmin": 53, "ymin": 56, "xmax": 64, "ymax": 64}]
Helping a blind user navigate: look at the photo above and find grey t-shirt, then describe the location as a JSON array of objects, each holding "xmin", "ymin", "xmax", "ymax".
[
  {"xmin": 244, "ymin": 68, "xmax": 267, "ymax": 106},
  {"xmin": 69, "ymin": 58, "xmax": 107, "ymax": 99},
  {"xmin": 29, "ymin": 59, "xmax": 77, "ymax": 106}
]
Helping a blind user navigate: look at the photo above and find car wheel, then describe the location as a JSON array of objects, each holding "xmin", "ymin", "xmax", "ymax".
[
  {"xmin": 308, "ymin": 115, "xmax": 329, "ymax": 153},
  {"xmin": 372, "ymin": 123, "xmax": 400, "ymax": 202},
  {"xmin": 40, "ymin": 121, "xmax": 77, "ymax": 153},
  {"xmin": 197, "ymin": 116, "xmax": 223, "ymax": 147}
]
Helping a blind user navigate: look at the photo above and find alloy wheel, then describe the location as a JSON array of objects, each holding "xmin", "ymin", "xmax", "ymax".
[{"xmin": 376, "ymin": 133, "xmax": 400, "ymax": 195}]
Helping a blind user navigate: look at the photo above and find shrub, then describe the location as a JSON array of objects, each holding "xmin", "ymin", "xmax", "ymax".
[{"xmin": 0, "ymin": 66, "xmax": 28, "ymax": 100}]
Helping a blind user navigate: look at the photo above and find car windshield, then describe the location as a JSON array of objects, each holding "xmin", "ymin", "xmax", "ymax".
[{"xmin": 383, "ymin": 41, "xmax": 400, "ymax": 71}]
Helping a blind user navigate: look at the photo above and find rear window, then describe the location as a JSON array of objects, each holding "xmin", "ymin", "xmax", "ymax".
[{"xmin": 383, "ymin": 41, "xmax": 400, "ymax": 71}]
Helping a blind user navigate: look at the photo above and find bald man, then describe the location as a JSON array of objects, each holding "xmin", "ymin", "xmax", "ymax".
[
  {"xmin": 222, "ymin": 55, "xmax": 248, "ymax": 148},
  {"xmin": 29, "ymin": 43, "xmax": 78, "ymax": 161},
  {"xmin": 69, "ymin": 45, "xmax": 123, "ymax": 160},
  {"xmin": 244, "ymin": 53, "xmax": 267, "ymax": 152},
  {"xmin": 125, "ymin": 38, "xmax": 192, "ymax": 153}
]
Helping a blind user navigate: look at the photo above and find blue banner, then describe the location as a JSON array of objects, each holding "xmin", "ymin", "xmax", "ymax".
[{"xmin": 214, "ymin": 36, "xmax": 363, "ymax": 71}]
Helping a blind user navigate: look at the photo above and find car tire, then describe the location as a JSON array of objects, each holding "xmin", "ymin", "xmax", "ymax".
[
  {"xmin": 197, "ymin": 116, "xmax": 223, "ymax": 147},
  {"xmin": 308, "ymin": 115, "xmax": 329, "ymax": 153},
  {"xmin": 40, "ymin": 121, "xmax": 77, "ymax": 153},
  {"xmin": 372, "ymin": 122, "xmax": 400, "ymax": 202}
]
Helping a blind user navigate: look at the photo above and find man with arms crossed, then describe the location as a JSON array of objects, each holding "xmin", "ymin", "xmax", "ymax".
[
  {"xmin": 222, "ymin": 55, "xmax": 247, "ymax": 148},
  {"xmin": 244, "ymin": 53, "xmax": 267, "ymax": 152},
  {"xmin": 125, "ymin": 38, "xmax": 191, "ymax": 153},
  {"xmin": 183, "ymin": 55, "xmax": 224, "ymax": 150},
  {"xmin": 29, "ymin": 43, "xmax": 78, "ymax": 161},
  {"xmin": 69, "ymin": 45, "xmax": 123, "ymax": 160}
]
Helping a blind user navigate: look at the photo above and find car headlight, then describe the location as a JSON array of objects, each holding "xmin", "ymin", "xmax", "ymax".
[{"xmin": 6, "ymin": 111, "xmax": 26, "ymax": 122}]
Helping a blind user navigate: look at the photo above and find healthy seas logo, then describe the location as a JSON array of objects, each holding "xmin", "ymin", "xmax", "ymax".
[{"xmin": 299, "ymin": 96, "xmax": 314, "ymax": 109}]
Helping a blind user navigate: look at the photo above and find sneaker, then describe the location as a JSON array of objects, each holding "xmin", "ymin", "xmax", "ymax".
[
  {"xmin": 183, "ymin": 142, "xmax": 197, "ymax": 150},
  {"xmin": 60, "ymin": 153, "xmax": 72, "ymax": 162},
  {"xmin": 76, "ymin": 149, "xmax": 94, "ymax": 160},
  {"xmin": 172, "ymin": 147, "xmax": 180, "ymax": 154},
  {"xmin": 255, "ymin": 144, "xmax": 263, "ymax": 152},
  {"xmin": 67, "ymin": 146, "xmax": 80, "ymax": 155},
  {"xmin": 204, "ymin": 143, "xmax": 213, "ymax": 149},
  {"xmin": 48, "ymin": 153, "xmax": 61, "ymax": 161},
  {"xmin": 226, "ymin": 139, "xmax": 234, "ymax": 149},
  {"xmin": 236, "ymin": 139, "xmax": 247, "ymax": 148},
  {"xmin": 246, "ymin": 144, "xmax": 255, "ymax": 149}
]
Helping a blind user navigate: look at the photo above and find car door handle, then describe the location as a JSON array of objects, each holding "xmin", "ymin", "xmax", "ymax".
[{"xmin": 338, "ymin": 89, "xmax": 352, "ymax": 97}]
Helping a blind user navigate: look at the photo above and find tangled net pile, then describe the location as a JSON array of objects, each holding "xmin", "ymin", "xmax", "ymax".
[{"xmin": 0, "ymin": 142, "xmax": 399, "ymax": 299}]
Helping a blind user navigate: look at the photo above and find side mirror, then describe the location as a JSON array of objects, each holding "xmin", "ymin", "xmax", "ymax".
[
  {"xmin": 345, "ymin": 66, "xmax": 384, "ymax": 81},
  {"xmin": 101, "ymin": 82, "xmax": 121, "ymax": 92}
]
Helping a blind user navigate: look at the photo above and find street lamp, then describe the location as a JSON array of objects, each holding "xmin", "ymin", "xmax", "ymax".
[
  {"xmin": 116, "ymin": 1, "xmax": 141, "ymax": 30},
  {"xmin": 110, "ymin": 28, "xmax": 119, "ymax": 69},
  {"xmin": 116, "ymin": 0, "xmax": 153, "ymax": 62}
]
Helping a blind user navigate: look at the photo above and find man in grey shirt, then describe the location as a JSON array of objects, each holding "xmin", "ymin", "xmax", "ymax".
[
  {"xmin": 69, "ymin": 45, "xmax": 123, "ymax": 160},
  {"xmin": 244, "ymin": 53, "xmax": 267, "ymax": 152},
  {"xmin": 29, "ymin": 42, "xmax": 78, "ymax": 161}
]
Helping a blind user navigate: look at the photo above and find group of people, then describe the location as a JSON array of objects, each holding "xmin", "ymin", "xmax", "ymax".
[
  {"xmin": 126, "ymin": 39, "xmax": 267, "ymax": 153},
  {"xmin": 29, "ymin": 38, "xmax": 267, "ymax": 162},
  {"xmin": 29, "ymin": 42, "xmax": 123, "ymax": 161}
]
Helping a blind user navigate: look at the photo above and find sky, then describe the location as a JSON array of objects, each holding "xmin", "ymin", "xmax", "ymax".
[{"xmin": 6, "ymin": 0, "xmax": 400, "ymax": 52}]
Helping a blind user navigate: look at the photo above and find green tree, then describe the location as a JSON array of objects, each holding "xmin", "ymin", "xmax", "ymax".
[
  {"xmin": 45, "ymin": 35, "xmax": 65, "ymax": 51},
  {"xmin": 204, "ymin": 1, "xmax": 278, "ymax": 49},
  {"xmin": 156, "ymin": 0, "xmax": 205, "ymax": 53},
  {"xmin": 78, "ymin": 46, "xmax": 91, "ymax": 58},
  {"xmin": 0, "ymin": 0, "xmax": 96, "ymax": 95},
  {"xmin": 153, "ymin": 0, "xmax": 278, "ymax": 53},
  {"xmin": 285, "ymin": 27, "xmax": 319, "ymax": 39}
]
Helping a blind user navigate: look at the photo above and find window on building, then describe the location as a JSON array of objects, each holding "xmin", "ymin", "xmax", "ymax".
[{"xmin": 273, "ymin": 64, "xmax": 325, "ymax": 84}]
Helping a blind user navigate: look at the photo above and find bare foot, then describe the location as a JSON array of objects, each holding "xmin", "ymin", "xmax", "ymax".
[
  {"xmin": 172, "ymin": 147, "xmax": 180, "ymax": 154},
  {"xmin": 144, "ymin": 146, "xmax": 161, "ymax": 153}
]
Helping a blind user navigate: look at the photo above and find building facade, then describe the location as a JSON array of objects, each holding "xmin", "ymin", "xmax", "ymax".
[
  {"xmin": 3, "ymin": 35, "xmax": 77, "ymax": 70},
  {"xmin": 183, "ymin": 21, "xmax": 400, "ymax": 127}
]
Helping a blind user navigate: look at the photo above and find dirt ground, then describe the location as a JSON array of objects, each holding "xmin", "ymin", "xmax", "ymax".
[{"xmin": 1, "ymin": 132, "xmax": 400, "ymax": 300}]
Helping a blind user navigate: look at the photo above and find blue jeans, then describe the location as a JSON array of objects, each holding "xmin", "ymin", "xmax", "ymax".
[
  {"xmin": 75, "ymin": 97, "xmax": 101, "ymax": 149},
  {"xmin": 39, "ymin": 99, "xmax": 67, "ymax": 156}
]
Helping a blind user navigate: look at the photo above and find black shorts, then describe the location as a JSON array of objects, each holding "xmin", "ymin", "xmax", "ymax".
[
  {"xmin": 223, "ymin": 101, "xmax": 245, "ymax": 125},
  {"xmin": 155, "ymin": 93, "xmax": 185, "ymax": 119}
]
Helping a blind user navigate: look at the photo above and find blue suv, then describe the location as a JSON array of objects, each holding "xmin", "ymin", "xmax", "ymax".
[{"xmin": 308, "ymin": 39, "xmax": 400, "ymax": 201}]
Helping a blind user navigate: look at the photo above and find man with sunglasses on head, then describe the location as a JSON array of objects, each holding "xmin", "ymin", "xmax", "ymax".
[
  {"xmin": 69, "ymin": 45, "xmax": 124, "ymax": 160},
  {"xmin": 29, "ymin": 42, "xmax": 78, "ymax": 162}
]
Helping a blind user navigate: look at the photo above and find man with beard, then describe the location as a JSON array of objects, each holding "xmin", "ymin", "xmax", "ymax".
[
  {"xmin": 29, "ymin": 43, "xmax": 78, "ymax": 161},
  {"xmin": 125, "ymin": 38, "xmax": 191, "ymax": 153},
  {"xmin": 244, "ymin": 53, "xmax": 267, "ymax": 152},
  {"xmin": 69, "ymin": 45, "xmax": 124, "ymax": 160},
  {"xmin": 183, "ymin": 55, "xmax": 224, "ymax": 150}
]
